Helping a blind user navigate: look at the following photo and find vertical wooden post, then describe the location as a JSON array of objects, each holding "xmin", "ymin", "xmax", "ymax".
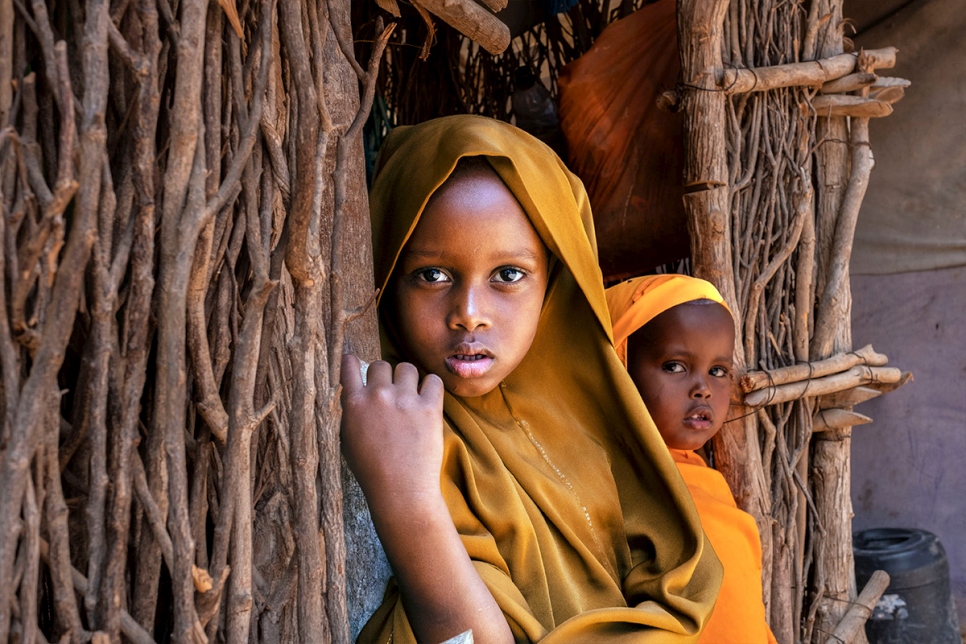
[
  {"xmin": 807, "ymin": 2, "xmax": 865, "ymax": 640},
  {"xmin": 676, "ymin": 0, "xmax": 773, "ymax": 608},
  {"xmin": 0, "ymin": 0, "xmax": 11, "ymax": 127}
]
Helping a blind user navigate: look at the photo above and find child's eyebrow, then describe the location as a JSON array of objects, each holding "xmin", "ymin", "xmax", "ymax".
[
  {"xmin": 399, "ymin": 248, "xmax": 445, "ymax": 259},
  {"xmin": 659, "ymin": 346, "xmax": 734, "ymax": 364},
  {"xmin": 504, "ymin": 248, "xmax": 546, "ymax": 263}
]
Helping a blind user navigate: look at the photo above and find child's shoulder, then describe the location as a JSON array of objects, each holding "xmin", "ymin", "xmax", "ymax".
[
  {"xmin": 669, "ymin": 449, "xmax": 740, "ymax": 510},
  {"xmin": 668, "ymin": 448, "xmax": 708, "ymax": 468}
]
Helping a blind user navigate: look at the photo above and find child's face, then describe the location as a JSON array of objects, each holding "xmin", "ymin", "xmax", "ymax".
[
  {"xmin": 392, "ymin": 166, "xmax": 550, "ymax": 397},
  {"xmin": 627, "ymin": 303, "xmax": 735, "ymax": 451}
]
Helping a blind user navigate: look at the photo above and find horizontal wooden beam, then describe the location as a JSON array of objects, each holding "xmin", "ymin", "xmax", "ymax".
[
  {"xmin": 817, "ymin": 386, "xmax": 882, "ymax": 409},
  {"xmin": 740, "ymin": 344, "xmax": 888, "ymax": 393},
  {"xmin": 810, "ymin": 94, "xmax": 893, "ymax": 118},
  {"xmin": 416, "ymin": 0, "xmax": 510, "ymax": 55},
  {"xmin": 821, "ymin": 72, "xmax": 877, "ymax": 94},
  {"xmin": 722, "ymin": 47, "xmax": 898, "ymax": 94},
  {"xmin": 866, "ymin": 370, "xmax": 914, "ymax": 394},
  {"xmin": 744, "ymin": 365, "xmax": 902, "ymax": 407},
  {"xmin": 824, "ymin": 570, "xmax": 891, "ymax": 644},
  {"xmin": 813, "ymin": 408, "xmax": 873, "ymax": 433}
]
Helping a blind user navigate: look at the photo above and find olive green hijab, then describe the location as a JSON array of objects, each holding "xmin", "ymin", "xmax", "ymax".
[{"xmin": 361, "ymin": 115, "xmax": 721, "ymax": 643}]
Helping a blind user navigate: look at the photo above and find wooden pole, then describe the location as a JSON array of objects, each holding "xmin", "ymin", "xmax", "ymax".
[
  {"xmin": 415, "ymin": 0, "xmax": 510, "ymax": 55},
  {"xmin": 808, "ymin": 3, "xmax": 865, "ymax": 640},
  {"xmin": 677, "ymin": 0, "xmax": 773, "ymax": 604},
  {"xmin": 722, "ymin": 47, "xmax": 897, "ymax": 94},
  {"xmin": 824, "ymin": 570, "xmax": 891, "ymax": 644},
  {"xmin": 741, "ymin": 345, "xmax": 889, "ymax": 392},
  {"xmin": 743, "ymin": 366, "xmax": 902, "ymax": 407}
]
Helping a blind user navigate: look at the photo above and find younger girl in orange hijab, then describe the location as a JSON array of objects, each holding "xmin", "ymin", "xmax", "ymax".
[{"xmin": 607, "ymin": 275, "xmax": 778, "ymax": 644}]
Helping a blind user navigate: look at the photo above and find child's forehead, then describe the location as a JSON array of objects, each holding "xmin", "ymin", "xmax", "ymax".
[
  {"xmin": 410, "ymin": 173, "xmax": 543, "ymax": 240},
  {"xmin": 429, "ymin": 159, "xmax": 515, "ymax": 207},
  {"xmin": 390, "ymin": 173, "xmax": 550, "ymax": 272}
]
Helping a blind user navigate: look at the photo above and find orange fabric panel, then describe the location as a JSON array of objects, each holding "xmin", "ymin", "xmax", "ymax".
[
  {"xmin": 671, "ymin": 450, "xmax": 778, "ymax": 644},
  {"xmin": 558, "ymin": 0, "xmax": 689, "ymax": 279}
]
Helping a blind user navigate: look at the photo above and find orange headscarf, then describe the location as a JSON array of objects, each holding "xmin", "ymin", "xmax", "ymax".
[
  {"xmin": 606, "ymin": 274, "xmax": 777, "ymax": 644},
  {"xmin": 606, "ymin": 273, "xmax": 729, "ymax": 368},
  {"xmin": 361, "ymin": 116, "xmax": 722, "ymax": 643}
]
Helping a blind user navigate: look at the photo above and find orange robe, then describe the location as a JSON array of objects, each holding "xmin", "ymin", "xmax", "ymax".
[{"xmin": 671, "ymin": 449, "xmax": 778, "ymax": 644}]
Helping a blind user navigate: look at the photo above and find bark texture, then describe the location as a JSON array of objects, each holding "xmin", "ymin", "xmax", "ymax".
[{"xmin": 0, "ymin": 0, "xmax": 386, "ymax": 641}]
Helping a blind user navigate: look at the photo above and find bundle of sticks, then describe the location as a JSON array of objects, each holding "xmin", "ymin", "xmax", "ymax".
[{"xmin": 741, "ymin": 344, "xmax": 912, "ymax": 431}]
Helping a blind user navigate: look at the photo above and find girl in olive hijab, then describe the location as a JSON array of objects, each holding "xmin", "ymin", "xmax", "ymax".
[{"xmin": 341, "ymin": 115, "xmax": 721, "ymax": 643}]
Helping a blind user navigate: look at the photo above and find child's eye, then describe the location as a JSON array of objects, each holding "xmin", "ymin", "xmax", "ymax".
[
  {"xmin": 493, "ymin": 267, "xmax": 526, "ymax": 283},
  {"xmin": 710, "ymin": 366, "xmax": 730, "ymax": 378},
  {"xmin": 414, "ymin": 268, "xmax": 450, "ymax": 284},
  {"xmin": 662, "ymin": 362, "xmax": 685, "ymax": 374}
]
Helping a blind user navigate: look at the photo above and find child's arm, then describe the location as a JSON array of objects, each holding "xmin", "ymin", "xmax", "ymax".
[{"xmin": 341, "ymin": 355, "xmax": 514, "ymax": 644}]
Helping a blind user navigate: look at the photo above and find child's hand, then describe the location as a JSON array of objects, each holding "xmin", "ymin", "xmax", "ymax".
[
  {"xmin": 340, "ymin": 354, "xmax": 446, "ymax": 512},
  {"xmin": 341, "ymin": 354, "xmax": 512, "ymax": 643}
]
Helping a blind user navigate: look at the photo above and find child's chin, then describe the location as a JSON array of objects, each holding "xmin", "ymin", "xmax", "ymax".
[
  {"xmin": 444, "ymin": 375, "xmax": 500, "ymax": 398},
  {"xmin": 673, "ymin": 444, "xmax": 703, "ymax": 452},
  {"xmin": 667, "ymin": 435, "xmax": 712, "ymax": 451}
]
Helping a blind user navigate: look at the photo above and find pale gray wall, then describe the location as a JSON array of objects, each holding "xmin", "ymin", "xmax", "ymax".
[
  {"xmin": 850, "ymin": 267, "xmax": 966, "ymax": 620},
  {"xmin": 848, "ymin": 0, "xmax": 966, "ymax": 625}
]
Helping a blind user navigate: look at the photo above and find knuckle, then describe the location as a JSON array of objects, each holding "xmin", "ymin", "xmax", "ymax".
[
  {"xmin": 397, "ymin": 362, "xmax": 418, "ymax": 375},
  {"xmin": 374, "ymin": 387, "xmax": 397, "ymax": 406}
]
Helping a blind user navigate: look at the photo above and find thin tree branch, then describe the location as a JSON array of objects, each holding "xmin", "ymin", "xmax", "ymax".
[
  {"xmin": 39, "ymin": 538, "xmax": 157, "ymax": 644},
  {"xmin": 0, "ymin": 42, "xmax": 91, "ymax": 644}
]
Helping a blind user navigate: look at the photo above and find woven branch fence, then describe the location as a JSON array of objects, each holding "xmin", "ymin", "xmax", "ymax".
[
  {"xmin": 0, "ymin": 0, "xmax": 389, "ymax": 641},
  {"xmin": 683, "ymin": 1, "xmax": 907, "ymax": 640}
]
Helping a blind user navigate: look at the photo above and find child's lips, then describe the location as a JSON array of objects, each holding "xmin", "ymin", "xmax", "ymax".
[
  {"xmin": 446, "ymin": 345, "xmax": 494, "ymax": 379},
  {"xmin": 683, "ymin": 407, "xmax": 713, "ymax": 431}
]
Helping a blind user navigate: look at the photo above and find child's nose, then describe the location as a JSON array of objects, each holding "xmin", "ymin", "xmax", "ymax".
[
  {"xmin": 448, "ymin": 284, "xmax": 490, "ymax": 331},
  {"xmin": 690, "ymin": 376, "xmax": 712, "ymax": 399}
]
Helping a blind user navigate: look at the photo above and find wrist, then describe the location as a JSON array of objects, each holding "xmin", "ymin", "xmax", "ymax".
[
  {"xmin": 369, "ymin": 490, "xmax": 459, "ymax": 570},
  {"xmin": 369, "ymin": 485, "xmax": 448, "ymax": 525}
]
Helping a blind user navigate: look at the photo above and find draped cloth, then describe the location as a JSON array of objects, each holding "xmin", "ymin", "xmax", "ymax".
[
  {"xmin": 359, "ymin": 115, "xmax": 721, "ymax": 643},
  {"xmin": 851, "ymin": 0, "xmax": 966, "ymax": 274},
  {"xmin": 671, "ymin": 451, "xmax": 778, "ymax": 644},
  {"xmin": 557, "ymin": 0, "xmax": 690, "ymax": 279},
  {"xmin": 605, "ymin": 274, "xmax": 728, "ymax": 368},
  {"xmin": 606, "ymin": 274, "xmax": 776, "ymax": 643}
]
